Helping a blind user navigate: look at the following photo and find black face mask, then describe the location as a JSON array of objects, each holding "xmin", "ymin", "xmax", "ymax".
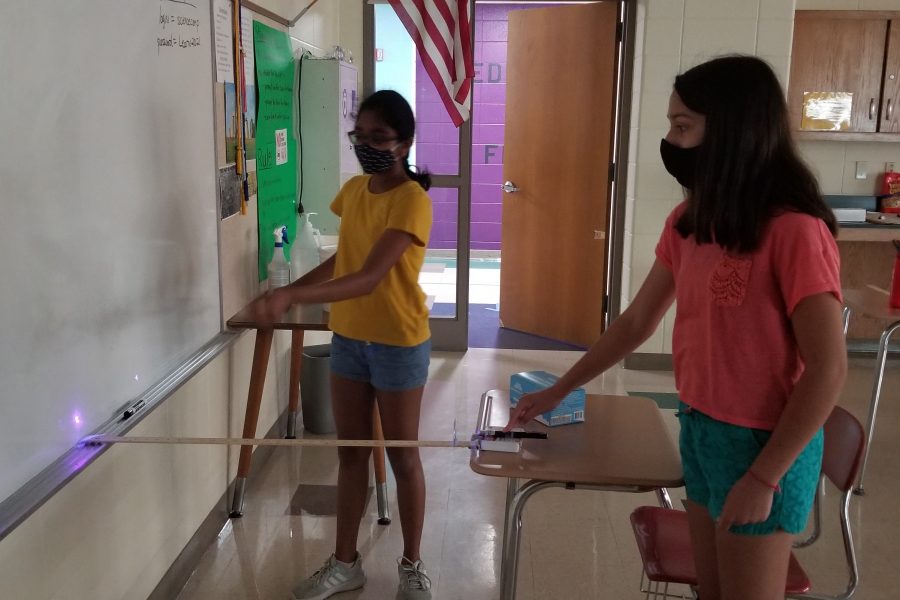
[
  {"xmin": 659, "ymin": 138, "xmax": 699, "ymax": 189},
  {"xmin": 353, "ymin": 143, "xmax": 397, "ymax": 174}
]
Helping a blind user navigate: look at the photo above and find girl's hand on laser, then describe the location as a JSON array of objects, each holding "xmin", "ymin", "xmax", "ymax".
[{"xmin": 504, "ymin": 388, "xmax": 564, "ymax": 431}]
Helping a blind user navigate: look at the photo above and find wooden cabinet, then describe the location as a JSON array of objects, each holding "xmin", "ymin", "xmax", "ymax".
[
  {"xmin": 789, "ymin": 11, "xmax": 900, "ymax": 139},
  {"xmin": 884, "ymin": 21, "xmax": 900, "ymax": 133}
]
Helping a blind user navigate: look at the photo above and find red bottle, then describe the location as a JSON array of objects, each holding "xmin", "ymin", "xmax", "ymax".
[{"xmin": 892, "ymin": 240, "xmax": 900, "ymax": 309}]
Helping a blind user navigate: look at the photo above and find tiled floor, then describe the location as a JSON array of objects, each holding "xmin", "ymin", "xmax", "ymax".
[
  {"xmin": 419, "ymin": 259, "xmax": 501, "ymax": 306},
  {"xmin": 176, "ymin": 352, "xmax": 900, "ymax": 600}
]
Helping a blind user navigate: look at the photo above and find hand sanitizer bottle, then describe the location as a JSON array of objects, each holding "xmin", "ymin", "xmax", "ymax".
[
  {"xmin": 291, "ymin": 212, "xmax": 321, "ymax": 282},
  {"xmin": 268, "ymin": 226, "xmax": 291, "ymax": 289}
]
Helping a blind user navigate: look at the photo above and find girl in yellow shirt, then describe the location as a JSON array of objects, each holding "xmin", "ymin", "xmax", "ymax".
[{"xmin": 262, "ymin": 90, "xmax": 434, "ymax": 600}]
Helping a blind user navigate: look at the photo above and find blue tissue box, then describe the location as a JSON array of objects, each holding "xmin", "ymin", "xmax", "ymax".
[{"xmin": 509, "ymin": 370, "xmax": 585, "ymax": 427}]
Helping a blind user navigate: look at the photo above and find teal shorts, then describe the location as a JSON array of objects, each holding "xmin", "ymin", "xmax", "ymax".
[{"xmin": 677, "ymin": 402, "xmax": 823, "ymax": 535}]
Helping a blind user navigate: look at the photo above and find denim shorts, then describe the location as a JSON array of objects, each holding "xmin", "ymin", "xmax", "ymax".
[
  {"xmin": 329, "ymin": 332, "xmax": 431, "ymax": 391},
  {"xmin": 677, "ymin": 402, "xmax": 823, "ymax": 535}
]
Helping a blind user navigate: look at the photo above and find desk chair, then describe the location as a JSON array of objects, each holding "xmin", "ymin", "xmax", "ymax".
[
  {"xmin": 842, "ymin": 290, "xmax": 900, "ymax": 494},
  {"xmin": 630, "ymin": 405, "xmax": 865, "ymax": 600}
]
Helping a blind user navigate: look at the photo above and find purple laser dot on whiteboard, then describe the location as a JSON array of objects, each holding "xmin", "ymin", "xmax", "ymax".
[{"xmin": 72, "ymin": 412, "xmax": 83, "ymax": 428}]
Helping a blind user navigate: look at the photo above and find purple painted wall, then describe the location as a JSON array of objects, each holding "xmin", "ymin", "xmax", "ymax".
[
  {"xmin": 415, "ymin": 4, "xmax": 546, "ymax": 251},
  {"xmin": 414, "ymin": 56, "xmax": 460, "ymax": 250}
]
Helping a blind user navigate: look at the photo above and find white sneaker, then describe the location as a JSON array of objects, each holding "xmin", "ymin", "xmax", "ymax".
[
  {"xmin": 396, "ymin": 556, "xmax": 432, "ymax": 600},
  {"xmin": 291, "ymin": 554, "xmax": 366, "ymax": 600}
]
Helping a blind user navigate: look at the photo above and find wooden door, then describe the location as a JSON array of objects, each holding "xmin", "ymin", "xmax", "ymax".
[
  {"xmin": 788, "ymin": 12, "xmax": 887, "ymax": 132},
  {"xmin": 881, "ymin": 20, "xmax": 900, "ymax": 133},
  {"xmin": 499, "ymin": 3, "xmax": 618, "ymax": 348}
]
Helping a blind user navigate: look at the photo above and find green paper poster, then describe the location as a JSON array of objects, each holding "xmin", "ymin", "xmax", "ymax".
[{"xmin": 254, "ymin": 21, "xmax": 296, "ymax": 280}]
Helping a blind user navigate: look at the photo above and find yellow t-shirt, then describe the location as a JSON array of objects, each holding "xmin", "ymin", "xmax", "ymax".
[{"xmin": 328, "ymin": 175, "xmax": 432, "ymax": 346}]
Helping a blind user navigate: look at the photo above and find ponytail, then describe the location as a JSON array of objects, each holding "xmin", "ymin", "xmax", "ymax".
[{"xmin": 403, "ymin": 156, "xmax": 432, "ymax": 191}]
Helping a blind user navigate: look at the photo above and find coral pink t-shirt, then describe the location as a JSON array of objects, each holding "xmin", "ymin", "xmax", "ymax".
[{"xmin": 655, "ymin": 203, "xmax": 842, "ymax": 430}]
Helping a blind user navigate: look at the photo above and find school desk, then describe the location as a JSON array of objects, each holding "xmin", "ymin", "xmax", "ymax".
[
  {"xmin": 470, "ymin": 390, "xmax": 684, "ymax": 600},
  {"xmin": 843, "ymin": 286, "xmax": 900, "ymax": 494},
  {"xmin": 226, "ymin": 297, "xmax": 391, "ymax": 522}
]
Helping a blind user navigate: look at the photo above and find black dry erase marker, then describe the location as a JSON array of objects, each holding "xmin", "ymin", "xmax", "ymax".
[
  {"xmin": 123, "ymin": 400, "xmax": 146, "ymax": 420},
  {"xmin": 492, "ymin": 431, "xmax": 548, "ymax": 440}
]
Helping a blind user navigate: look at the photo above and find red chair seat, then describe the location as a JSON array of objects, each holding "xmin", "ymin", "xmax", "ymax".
[{"xmin": 630, "ymin": 506, "xmax": 811, "ymax": 595}]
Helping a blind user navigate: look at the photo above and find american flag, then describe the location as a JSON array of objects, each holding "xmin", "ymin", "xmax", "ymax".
[{"xmin": 388, "ymin": 0, "xmax": 474, "ymax": 127}]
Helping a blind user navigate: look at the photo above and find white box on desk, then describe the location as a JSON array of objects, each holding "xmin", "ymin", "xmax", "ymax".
[
  {"xmin": 832, "ymin": 207, "xmax": 866, "ymax": 223},
  {"xmin": 509, "ymin": 370, "xmax": 585, "ymax": 426}
]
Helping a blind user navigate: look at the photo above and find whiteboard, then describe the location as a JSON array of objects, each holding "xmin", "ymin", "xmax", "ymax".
[{"xmin": 0, "ymin": 1, "xmax": 221, "ymax": 503}]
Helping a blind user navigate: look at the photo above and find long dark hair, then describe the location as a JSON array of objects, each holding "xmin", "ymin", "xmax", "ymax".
[
  {"xmin": 673, "ymin": 55, "xmax": 836, "ymax": 252},
  {"xmin": 357, "ymin": 90, "xmax": 432, "ymax": 191}
]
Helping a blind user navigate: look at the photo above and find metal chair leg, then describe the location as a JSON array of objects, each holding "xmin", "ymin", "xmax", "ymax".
[
  {"xmin": 372, "ymin": 404, "xmax": 391, "ymax": 524},
  {"xmin": 656, "ymin": 487, "xmax": 673, "ymax": 509}
]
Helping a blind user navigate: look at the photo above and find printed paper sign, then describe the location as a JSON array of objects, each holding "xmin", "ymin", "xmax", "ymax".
[
  {"xmin": 213, "ymin": 0, "xmax": 234, "ymax": 83},
  {"xmin": 275, "ymin": 128, "xmax": 288, "ymax": 165},
  {"xmin": 241, "ymin": 12, "xmax": 256, "ymax": 86}
]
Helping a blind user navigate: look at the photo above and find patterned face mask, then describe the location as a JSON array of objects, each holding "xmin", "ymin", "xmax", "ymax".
[{"xmin": 353, "ymin": 143, "xmax": 398, "ymax": 174}]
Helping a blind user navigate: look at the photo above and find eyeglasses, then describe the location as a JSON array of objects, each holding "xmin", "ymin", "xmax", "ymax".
[{"xmin": 347, "ymin": 131, "xmax": 398, "ymax": 147}]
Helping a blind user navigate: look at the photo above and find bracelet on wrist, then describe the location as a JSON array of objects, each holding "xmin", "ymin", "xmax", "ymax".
[{"xmin": 747, "ymin": 469, "xmax": 780, "ymax": 493}]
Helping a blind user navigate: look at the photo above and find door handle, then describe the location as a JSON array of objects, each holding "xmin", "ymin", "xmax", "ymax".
[
  {"xmin": 501, "ymin": 181, "xmax": 519, "ymax": 193},
  {"xmin": 869, "ymin": 98, "xmax": 876, "ymax": 120},
  {"xmin": 887, "ymin": 99, "xmax": 894, "ymax": 122}
]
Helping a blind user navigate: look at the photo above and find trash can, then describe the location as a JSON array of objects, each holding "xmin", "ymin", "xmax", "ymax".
[{"xmin": 300, "ymin": 344, "xmax": 335, "ymax": 434}]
